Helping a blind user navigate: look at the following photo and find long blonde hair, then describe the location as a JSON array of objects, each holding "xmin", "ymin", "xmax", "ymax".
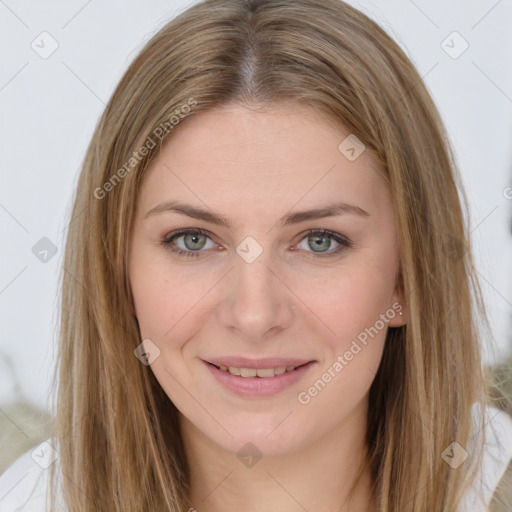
[{"xmin": 49, "ymin": 0, "xmax": 503, "ymax": 510}]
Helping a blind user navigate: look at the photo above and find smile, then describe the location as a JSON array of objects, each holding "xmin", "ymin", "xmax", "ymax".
[
  {"xmin": 203, "ymin": 360, "xmax": 316, "ymax": 397},
  {"xmin": 210, "ymin": 363, "xmax": 300, "ymax": 378}
]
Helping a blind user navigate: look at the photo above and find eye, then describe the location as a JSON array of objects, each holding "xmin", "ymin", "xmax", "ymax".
[
  {"xmin": 294, "ymin": 229, "xmax": 351, "ymax": 258},
  {"xmin": 161, "ymin": 228, "xmax": 352, "ymax": 259},
  {"xmin": 162, "ymin": 228, "xmax": 218, "ymax": 258}
]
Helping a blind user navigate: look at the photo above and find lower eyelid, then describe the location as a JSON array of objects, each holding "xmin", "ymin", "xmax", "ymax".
[
  {"xmin": 174, "ymin": 235, "xmax": 216, "ymax": 251},
  {"xmin": 162, "ymin": 229, "xmax": 350, "ymax": 256}
]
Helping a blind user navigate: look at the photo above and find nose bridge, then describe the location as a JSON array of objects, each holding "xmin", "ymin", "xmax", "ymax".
[
  {"xmin": 220, "ymin": 243, "xmax": 293, "ymax": 339},
  {"xmin": 235, "ymin": 234, "xmax": 276, "ymax": 290},
  {"xmin": 237, "ymin": 252, "xmax": 275, "ymax": 297}
]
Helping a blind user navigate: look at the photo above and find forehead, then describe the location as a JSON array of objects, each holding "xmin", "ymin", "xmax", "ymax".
[{"xmin": 138, "ymin": 101, "xmax": 390, "ymax": 219}]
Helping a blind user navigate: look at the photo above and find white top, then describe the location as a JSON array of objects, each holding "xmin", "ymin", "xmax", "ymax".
[{"xmin": 1, "ymin": 405, "xmax": 511, "ymax": 511}]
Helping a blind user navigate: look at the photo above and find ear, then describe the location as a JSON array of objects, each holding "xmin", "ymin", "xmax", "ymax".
[{"xmin": 387, "ymin": 289, "xmax": 407, "ymax": 327}]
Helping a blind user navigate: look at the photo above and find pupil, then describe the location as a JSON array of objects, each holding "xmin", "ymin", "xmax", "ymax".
[
  {"xmin": 309, "ymin": 234, "xmax": 330, "ymax": 252},
  {"xmin": 185, "ymin": 233, "xmax": 205, "ymax": 250}
]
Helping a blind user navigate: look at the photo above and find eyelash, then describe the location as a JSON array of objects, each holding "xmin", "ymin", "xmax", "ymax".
[{"xmin": 161, "ymin": 228, "xmax": 352, "ymax": 259}]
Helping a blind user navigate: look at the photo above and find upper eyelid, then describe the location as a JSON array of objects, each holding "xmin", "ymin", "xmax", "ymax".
[{"xmin": 164, "ymin": 228, "xmax": 349, "ymax": 248}]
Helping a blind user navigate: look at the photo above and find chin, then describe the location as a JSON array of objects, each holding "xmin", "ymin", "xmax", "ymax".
[{"xmin": 207, "ymin": 415, "xmax": 311, "ymax": 460}]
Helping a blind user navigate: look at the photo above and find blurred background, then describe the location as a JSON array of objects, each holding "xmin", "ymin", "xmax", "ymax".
[{"xmin": 1, "ymin": 0, "xmax": 511, "ymax": 475}]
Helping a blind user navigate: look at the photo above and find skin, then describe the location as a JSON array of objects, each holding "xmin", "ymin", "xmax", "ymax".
[{"xmin": 128, "ymin": 101, "xmax": 407, "ymax": 512}]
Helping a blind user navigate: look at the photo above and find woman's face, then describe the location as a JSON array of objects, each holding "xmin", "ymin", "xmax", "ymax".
[{"xmin": 128, "ymin": 101, "xmax": 405, "ymax": 456}]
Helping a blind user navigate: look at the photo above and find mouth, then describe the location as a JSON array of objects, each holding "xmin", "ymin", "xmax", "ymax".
[
  {"xmin": 206, "ymin": 361, "xmax": 310, "ymax": 378},
  {"xmin": 202, "ymin": 358, "xmax": 316, "ymax": 397}
]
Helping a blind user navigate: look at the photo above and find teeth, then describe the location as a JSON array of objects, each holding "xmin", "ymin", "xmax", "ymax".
[
  {"xmin": 240, "ymin": 367, "xmax": 257, "ymax": 377},
  {"xmin": 256, "ymin": 368, "xmax": 275, "ymax": 377},
  {"xmin": 217, "ymin": 364, "xmax": 296, "ymax": 377}
]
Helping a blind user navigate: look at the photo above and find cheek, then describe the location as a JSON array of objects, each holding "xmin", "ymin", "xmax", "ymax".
[
  {"xmin": 294, "ymin": 262, "xmax": 392, "ymax": 412},
  {"xmin": 292, "ymin": 256, "xmax": 397, "ymax": 350},
  {"xmin": 130, "ymin": 250, "xmax": 216, "ymax": 342},
  {"xmin": 131, "ymin": 266, "xmax": 174, "ymax": 339}
]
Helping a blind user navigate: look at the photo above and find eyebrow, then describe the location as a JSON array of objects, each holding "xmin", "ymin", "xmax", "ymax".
[{"xmin": 144, "ymin": 200, "xmax": 370, "ymax": 228}]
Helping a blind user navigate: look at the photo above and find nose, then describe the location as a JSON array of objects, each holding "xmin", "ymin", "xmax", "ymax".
[{"xmin": 217, "ymin": 252, "xmax": 295, "ymax": 341}]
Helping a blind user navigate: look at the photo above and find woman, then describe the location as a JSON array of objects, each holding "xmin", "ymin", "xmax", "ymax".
[{"xmin": 1, "ymin": 0, "xmax": 511, "ymax": 510}]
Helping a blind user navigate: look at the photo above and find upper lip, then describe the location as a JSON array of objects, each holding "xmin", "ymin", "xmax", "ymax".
[{"xmin": 204, "ymin": 357, "xmax": 314, "ymax": 369}]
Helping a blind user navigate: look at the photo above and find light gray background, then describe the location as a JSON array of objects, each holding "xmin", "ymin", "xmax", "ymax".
[{"xmin": 1, "ymin": 0, "xmax": 511, "ymax": 416}]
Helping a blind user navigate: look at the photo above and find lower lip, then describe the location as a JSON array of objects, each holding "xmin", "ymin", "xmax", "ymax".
[{"xmin": 203, "ymin": 360, "xmax": 316, "ymax": 397}]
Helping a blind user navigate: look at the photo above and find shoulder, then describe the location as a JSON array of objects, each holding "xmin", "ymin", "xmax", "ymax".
[
  {"xmin": 457, "ymin": 404, "xmax": 512, "ymax": 511},
  {"xmin": 0, "ymin": 438, "xmax": 65, "ymax": 511}
]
